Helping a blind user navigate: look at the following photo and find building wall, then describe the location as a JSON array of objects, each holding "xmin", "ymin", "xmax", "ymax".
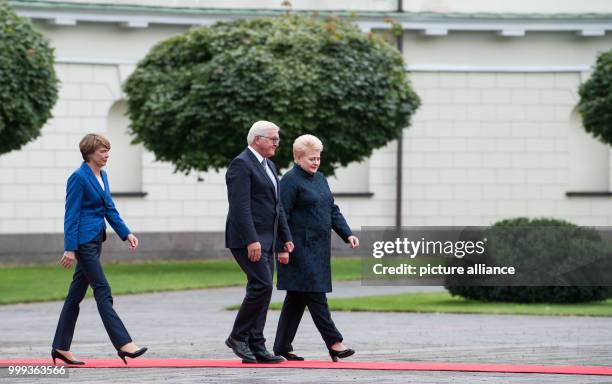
[
  {"xmin": 396, "ymin": 29, "xmax": 612, "ymax": 227},
  {"xmin": 404, "ymin": 32, "xmax": 612, "ymax": 69},
  {"xmin": 2, "ymin": 67, "xmax": 610, "ymax": 235},
  {"xmin": 404, "ymin": 70, "xmax": 612, "ymax": 227},
  {"xmin": 0, "ymin": 59, "xmax": 391, "ymax": 234},
  {"xmin": 2, "ymin": 2, "xmax": 612, "ymax": 263}
]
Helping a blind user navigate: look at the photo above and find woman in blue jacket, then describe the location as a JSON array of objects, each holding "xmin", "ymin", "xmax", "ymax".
[
  {"xmin": 52, "ymin": 134, "xmax": 147, "ymax": 365},
  {"xmin": 273, "ymin": 134, "xmax": 359, "ymax": 362}
]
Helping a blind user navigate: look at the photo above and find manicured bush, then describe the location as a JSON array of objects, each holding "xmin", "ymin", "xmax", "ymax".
[
  {"xmin": 0, "ymin": 4, "xmax": 58, "ymax": 155},
  {"xmin": 446, "ymin": 218, "xmax": 610, "ymax": 303},
  {"xmin": 124, "ymin": 15, "xmax": 420, "ymax": 175}
]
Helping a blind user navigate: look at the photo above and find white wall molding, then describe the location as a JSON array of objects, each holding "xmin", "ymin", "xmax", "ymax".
[
  {"xmin": 422, "ymin": 28, "xmax": 448, "ymax": 36},
  {"xmin": 18, "ymin": 9, "xmax": 225, "ymax": 27},
  {"xmin": 406, "ymin": 64, "xmax": 591, "ymax": 73},
  {"xmin": 56, "ymin": 57, "xmax": 138, "ymax": 65},
  {"xmin": 121, "ymin": 20, "xmax": 149, "ymax": 28},
  {"xmin": 48, "ymin": 17, "xmax": 77, "ymax": 26},
  {"xmin": 398, "ymin": 20, "xmax": 612, "ymax": 35},
  {"xmin": 12, "ymin": 2, "xmax": 612, "ymax": 37},
  {"xmin": 498, "ymin": 29, "xmax": 526, "ymax": 37},
  {"xmin": 579, "ymin": 29, "xmax": 606, "ymax": 36}
]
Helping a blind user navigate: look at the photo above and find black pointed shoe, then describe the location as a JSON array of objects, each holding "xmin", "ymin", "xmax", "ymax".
[
  {"xmin": 328, "ymin": 348, "xmax": 355, "ymax": 362},
  {"xmin": 225, "ymin": 337, "xmax": 256, "ymax": 363},
  {"xmin": 51, "ymin": 349, "xmax": 85, "ymax": 365},
  {"xmin": 117, "ymin": 347, "xmax": 147, "ymax": 365}
]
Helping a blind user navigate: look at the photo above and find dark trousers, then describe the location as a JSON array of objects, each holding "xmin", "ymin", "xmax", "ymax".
[
  {"xmin": 273, "ymin": 291, "xmax": 343, "ymax": 354},
  {"xmin": 52, "ymin": 231, "xmax": 132, "ymax": 351},
  {"xmin": 230, "ymin": 248, "xmax": 274, "ymax": 353}
]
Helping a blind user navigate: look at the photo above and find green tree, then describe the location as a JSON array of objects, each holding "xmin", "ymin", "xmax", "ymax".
[
  {"xmin": 0, "ymin": 4, "xmax": 58, "ymax": 155},
  {"xmin": 124, "ymin": 15, "xmax": 420, "ymax": 175},
  {"xmin": 578, "ymin": 50, "xmax": 612, "ymax": 144}
]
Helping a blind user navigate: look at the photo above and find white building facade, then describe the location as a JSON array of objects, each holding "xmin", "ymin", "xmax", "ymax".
[{"xmin": 1, "ymin": 0, "xmax": 612, "ymax": 262}]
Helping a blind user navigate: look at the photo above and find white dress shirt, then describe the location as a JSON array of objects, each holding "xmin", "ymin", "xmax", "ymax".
[{"xmin": 248, "ymin": 146, "xmax": 277, "ymax": 195}]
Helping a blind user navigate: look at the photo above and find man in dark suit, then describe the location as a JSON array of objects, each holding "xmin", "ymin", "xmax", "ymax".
[{"xmin": 225, "ymin": 120, "xmax": 294, "ymax": 363}]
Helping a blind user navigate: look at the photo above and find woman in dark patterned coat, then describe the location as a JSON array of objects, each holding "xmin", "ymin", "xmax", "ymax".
[{"xmin": 273, "ymin": 134, "xmax": 360, "ymax": 362}]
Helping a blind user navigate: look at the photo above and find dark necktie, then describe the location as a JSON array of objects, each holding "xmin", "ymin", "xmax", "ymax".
[{"xmin": 261, "ymin": 158, "xmax": 278, "ymax": 195}]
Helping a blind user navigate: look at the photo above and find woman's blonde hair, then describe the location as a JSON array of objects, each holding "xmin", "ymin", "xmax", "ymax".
[
  {"xmin": 79, "ymin": 133, "xmax": 111, "ymax": 161},
  {"xmin": 293, "ymin": 134, "xmax": 323, "ymax": 161}
]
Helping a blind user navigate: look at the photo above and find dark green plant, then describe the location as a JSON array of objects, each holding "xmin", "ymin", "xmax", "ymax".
[
  {"xmin": 446, "ymin": 217, "xmax": 611, "ymax": 303},
  {"xmin": 124, "ymin": 15, "xmax": 420, "ymax": 175},
  {"xmin": 578, "ymin": 50, "xmax": 612, "ymax": 144},
  {"xmin": 0, "ymin": 4, "xmax": 58, "ymax": 155}
]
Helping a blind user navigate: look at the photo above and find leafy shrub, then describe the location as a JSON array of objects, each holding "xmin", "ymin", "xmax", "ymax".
[
  {"xmin": 124, "ymin": 15, "xmax": 420, "ymax": 175},
  {"xmin": 446, "ymin": 218, "xmax": 610, "ymax": 303},
  {"xmin": 0, "ymin": 4, "xmax": 58, "ymax": 155}
]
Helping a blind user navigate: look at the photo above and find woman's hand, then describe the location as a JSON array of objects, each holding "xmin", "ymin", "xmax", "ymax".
[
  {"xmin": 348, "ymin": 235, "xmax": 360, "ymax": 249},
  {"xmin": 283, "ymin": 241, "xmax": 294, "ymax": 253},
  {"xmin": 277, "ymin": 252, "xmax": 289, "ymax": 265},
  {"xmin": 127, "ymin": 234, "xmax": 139, "ymax": 251},
  {"xmin": 60, "ymin": 251, "xmax": 76, "ymax": 268}
]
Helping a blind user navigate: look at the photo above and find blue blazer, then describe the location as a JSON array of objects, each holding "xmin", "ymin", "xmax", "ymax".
[
  {"xmin": 225, "ymin": 148, "xmax": 292, "ymax": 252},
  {"xmin": 64, "ymin": 162, "xmax": 131, "ymax": 251}
]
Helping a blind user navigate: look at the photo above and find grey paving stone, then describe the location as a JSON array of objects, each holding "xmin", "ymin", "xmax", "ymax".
[{"xmin": 0, "ymin": 282, "xmax": 610, "ymax": 383}]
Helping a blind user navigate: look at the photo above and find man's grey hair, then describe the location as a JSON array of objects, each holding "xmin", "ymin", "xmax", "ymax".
[{"xmin": 247, "ymin": 120, "xmax": 280, "ymax": 145}]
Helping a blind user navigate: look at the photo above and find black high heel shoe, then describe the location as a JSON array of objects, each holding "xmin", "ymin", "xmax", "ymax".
[
  {"xmin": 328, "ymin": 347, "xmax": 355, "ymax": 362},
  {"xmin": 117, "ymin": 347, "xmax": 148, "ymax": 365},
  {"xmin": 51, "ymin": 349, "xmax": 85, "ymax": 365}
]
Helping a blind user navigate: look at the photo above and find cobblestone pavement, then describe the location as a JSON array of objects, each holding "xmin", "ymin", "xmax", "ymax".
[{"xmin": 1, "ymin": 282, "xmax": 610, "ymax": 383}]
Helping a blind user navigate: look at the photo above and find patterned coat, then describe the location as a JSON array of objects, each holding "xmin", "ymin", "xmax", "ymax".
[{"xmin": 276, "ymin": 164, "xmax": 353, "ymax": 292}]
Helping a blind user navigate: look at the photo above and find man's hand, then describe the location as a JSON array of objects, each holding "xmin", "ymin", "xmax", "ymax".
[
  {"xmin": 127, "ymin": 234, "xmax": 139, "ymax": 251},
  {"xmin": 348, "ymin": 235, "xmax": 360, "ymax": 249},
  {"xmin": 60, "ymin": 251, "xmax": 76, "ymax": 269},
  {"xmin": 277, "ymin": 252, "xmax": 289, "ymax": 265},
  {"xmin": 247, "ymin": 241, "xmax": 262, "ymax": 262},
  {"xmin": 283, "ymin": 241, "xmax": 295, "ymax": 253}
]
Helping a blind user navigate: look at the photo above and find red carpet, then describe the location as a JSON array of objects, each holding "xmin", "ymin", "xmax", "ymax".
[{"xmin": 1, "ymin": 358, "xmax": 611, "ymax": 376}]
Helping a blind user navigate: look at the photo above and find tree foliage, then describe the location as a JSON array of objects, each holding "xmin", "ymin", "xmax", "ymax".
[
  {"xmin": 0, "ymin": 4, "xmax": 58, "ymax": 155},
  {"xmin": 578, "ymin": 50, "xmax": 612, "ymax": 145},
  {"xmin": 124, "ymin": 15, "xmax": 420, "ymax": 175}
]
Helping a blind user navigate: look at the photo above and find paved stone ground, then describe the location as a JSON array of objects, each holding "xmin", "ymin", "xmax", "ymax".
[{"xmin": 1, "ymin": 282, "xmax": 611, "ymax": 384}]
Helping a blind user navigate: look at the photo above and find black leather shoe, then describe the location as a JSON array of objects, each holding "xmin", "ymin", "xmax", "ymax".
[
  {"xmin": 252, "ymin": 350, "xmax": 285, "ymax": 364},
  {"xmin": 51, "ymin": 349, "xmax": 84, "ymax": 365},
  {"xmin": 275, "ymin": 352, "xmax": 304, "ymax": 361},
  {"xmin": 117, "ymin": 347, "xmax": 148, "ymax": 365},
  {"xmin": 328, "ymin": 348, "xmax": 355, "ymax": 362},
  {"xmin": 225, "ymin": 337, "xmax": 256, "ymax": 363}
]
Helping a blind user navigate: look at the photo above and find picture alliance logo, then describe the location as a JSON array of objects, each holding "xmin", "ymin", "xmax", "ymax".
[{"xmin": 371, "ymin": 237, "xmax": 488, "ymax": 259}]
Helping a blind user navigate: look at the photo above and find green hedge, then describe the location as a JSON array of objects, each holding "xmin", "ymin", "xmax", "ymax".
[
  {"xmin": 447, "ymin": 285, "xmax": 608, "ymax": 304},
  {"xmin": 446, "ymin": 218, "xmax": 610, "ymax": 303}
]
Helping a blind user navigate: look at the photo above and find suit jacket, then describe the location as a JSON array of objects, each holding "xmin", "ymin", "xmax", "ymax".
[
  {"xmin": 225, "ymin": 148, "xmax": 292, "ymax": 252},
  {"xmin": 64, "ymin": 162, "xmax": 131, "ymax": 251}
]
